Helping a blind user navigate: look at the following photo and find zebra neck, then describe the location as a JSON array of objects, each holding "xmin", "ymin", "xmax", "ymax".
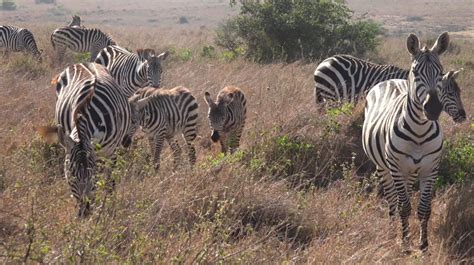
[
  {"xmin": 402, "ymin": 82, "xmax": 430, "ymax": 128},
  {"xmin": 136, "ymin": 62, "xmax": 148, "ymax": 86}
]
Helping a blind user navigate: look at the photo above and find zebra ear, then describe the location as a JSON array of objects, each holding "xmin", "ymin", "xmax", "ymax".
[
  {"xmin": 451, "ymin": 68, "xmax": 463, "ymax": 79},
  {"xmin": 204, "ymin": 92, "xmax": 215, "ymax": 108},
  {"xmin": 431, "ymin": 32, "xmax": 449, "ymax": 56},
  {"xmin": 444, "ymin": 69, "xmax": 463, "ymax": 80},
  {"xmin": 407, "ymin": 33, "xmax": 420, "ymax": 56},
  {"xmin": 157, "ymin": 51, "xmax": 169, "ymax": 61}
]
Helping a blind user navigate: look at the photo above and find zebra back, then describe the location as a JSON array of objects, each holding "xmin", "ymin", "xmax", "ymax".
[
  {"xmin": 314, "ymin": 54, "xmax": 408, "ymax": 103},
  {"xmin": 0, "ymin": 25, "xmax": 42, "ymax": 60}
]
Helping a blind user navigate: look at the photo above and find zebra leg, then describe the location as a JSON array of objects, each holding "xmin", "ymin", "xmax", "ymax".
[
  {"xmin": 183, "ymin": 131, "xmax": 197, "ymax": 166},
  {"xmin": 378, "ymin": 168, "xmax": 398, "ymax": 218},
  {"xmin": 229, "ymin": 129, "xmax": 243, "ymax": 154},
  {"xmin": 394, "ymin": 175, "xmax": 412, "ymax": 252},
  {"xmin": 417, "ymin": 173, "xmax": 436, "ymax": 251},
  {"xmin": 219, "ymin": 133, "xmax": 228, "ymax": 154},
  {"xmin": 151, "ymin": 133, "xmax": 166, "ymax": 171},
  {"xmin": 167, "ymin": 137, "xmax": 182, "ymax": 170}
]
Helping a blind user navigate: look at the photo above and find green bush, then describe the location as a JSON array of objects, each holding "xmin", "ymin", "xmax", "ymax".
[
  {"xmin": 216, "ymin": 0, "xmax": 382, "ymax": 63},
  {"xmin": 437, "ymin": 136, "xmax": 474, "ymax": 187},
  {"xmin": 1, "ymin": 0, "xmax": 17, "ymax": 10}
]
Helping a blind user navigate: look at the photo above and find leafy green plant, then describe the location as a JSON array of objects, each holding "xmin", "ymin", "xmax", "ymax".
[
  {"xmin": 437, "ymin": 136, "xmax": 474, "ymax": 187},
  {"xmin": 217, "ymin": 0, "xmax": 381, "ymax": 63},
  {"xmin": 74, "ymin": 52, "xmax": 91, "ymax": 63},
  {"xmin": 177, "ymin": 49, "xmax": 193, "ymax": 61},
  {"xmin": 200, "ymin": 45, "xmax": 216, "ymax": 58}
]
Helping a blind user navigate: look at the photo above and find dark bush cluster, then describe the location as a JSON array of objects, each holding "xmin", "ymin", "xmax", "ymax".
[{"xmin": 216, "ymin": 0, "xmax": 382, "ymax": 63}]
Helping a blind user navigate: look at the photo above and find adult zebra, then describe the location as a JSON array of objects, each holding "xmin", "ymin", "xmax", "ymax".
[
  {"xmin": 68, "ymin": 15, "xmax": 83, "ymax": 28},
  {"xmin": 0, "ymin": 25, "xmax": 42, "ymax": 61},
  {"xmin": 204, "ymin": 86, "xmax": 247, "ymax": 154},
  {"xmin": 94, "ymin": 45, "xmax": 169, "ymax": 97},
  {"xmin": 50, "ymin": 26, "xmax": 116, "ymax": 62},
  {"xmin": 313, "ymin": 55, "xmax": 466, "ymax": 122},
  {"xmin": 128, "ymin": 86, "xmax": 198, "ymax": 170},
  {"xmin": 39, "ymin": 63, "xmax": 137, "ymax": 217},
  {"xmin": 362, "ymin": 32, "xmax": 460, "ymax": 252}
]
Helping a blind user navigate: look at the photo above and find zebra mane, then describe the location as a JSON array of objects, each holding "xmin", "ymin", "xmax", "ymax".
[{"xmin": 136, "ymin": 48, "xmax": 156, "ymax": 61}]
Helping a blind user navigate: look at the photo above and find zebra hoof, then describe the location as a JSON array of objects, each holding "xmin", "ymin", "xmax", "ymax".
[{"xmin": 419, "ymin": 241, "xmax": 429, "ymax": 252}]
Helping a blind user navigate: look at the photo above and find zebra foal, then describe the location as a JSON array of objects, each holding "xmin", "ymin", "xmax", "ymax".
[
  {"xmin": 204, "ymin": 86, "xmax": 246, "ymax": 154},
  {"xmin": 128, "ymin": 86, "xmax": 198, "ymax": 170},
  {"xmin": 0, "ymin": 25, "xmax": 42, "ymax": 61},
  {"xmin": 39, "ymin": 63, "xmax": 137, "ymax": 217},
  {"xmin": 362, "ymin": 32, "xmax": 462, "ymax": 252}
]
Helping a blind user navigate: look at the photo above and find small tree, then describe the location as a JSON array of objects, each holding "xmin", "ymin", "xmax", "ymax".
[{"xmin": 216, "ymin": 0, "xmax": 382, "ymax": 63}]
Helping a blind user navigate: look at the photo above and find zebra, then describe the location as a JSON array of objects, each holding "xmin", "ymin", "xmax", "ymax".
[
  {"xmin": 313, "ymin": 55, "xmax": 465, "ymax": 122},
  {"xmin": 38, "ymin": 63, "xmax": 137, "ymax": 217},
  {"xmin": 50, "ymin": 26, "xmax": 116, "ymax": 62},
  {"xmin": 362, "ymin": 32, "xmax": 458, "ymax": 252},
  {"xmin": 204, "ymin": 86, "xmax": 247, "ymax": 154},
  {"xmin": 128, "ymin": 86, "xmax": 198, "ymax": 170},
  {"xmin": 94, "ymin": 45, "xmax": 169, "ymax": 97},
  {"xmin": 68, "ymin": 15, "xmax": 83, "ymax": 28},
  {"xmin": 0, "ymin": 25, "xmax": 42, "ymax": 61}
]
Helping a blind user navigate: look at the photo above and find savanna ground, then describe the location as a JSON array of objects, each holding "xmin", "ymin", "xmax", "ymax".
[{"xmin": 1, "ymin": 0, "xmax": 473, "ymax": 263}]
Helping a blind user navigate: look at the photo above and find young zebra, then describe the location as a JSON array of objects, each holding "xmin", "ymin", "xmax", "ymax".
[
  {"xmin": 204, "ymin": 86, "xmax": 247, "ymax": 154},
  {"xmin": 313, "ymin": 55, "xmax": 466, "ymax": 122},
  {"xmin": 128, "ymin": 86, "xmax": 198, "ymax": 170},
  {"xmin": 0, "ymin": 25, "xmax": 42, "ymax": 61},
  {"xmin": 362, "ymin": 32, "xmax": 457, "ymax": 252},
  {"xmin": 50, "ymin": 26, "xmax": 116, "ymax": 62},
  {"xmin": 94, "ymin": 45, "xmax": 169, "ymax": 97},
  {"xmin": 38, "ymin": 63, "xmax": 137, "ymax": 217}
]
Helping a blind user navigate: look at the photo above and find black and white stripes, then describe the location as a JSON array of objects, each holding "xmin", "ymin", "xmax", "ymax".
[
  {"xmin": 50, "ymin": 26, "xmax": 116, "ymax": 61},
  {"xmin": 362, "ymin": 32, "xmax": 452, "ymax": 251},
  {"xmin": 0, "ymin": 25, "xmax": 42, "ymax": 61},
  {"xmin": 204, "ymin": 86, "xmax": 247, "ymax": 154},
  {"xmin": 94, "ymin": 45, "xmax": 169, "ymax": 97},
  {"xmin": 41, "ymin": 62, "xmax": 136, "ymax": 217},
  {"xmin": 129, "ymin": 86, "xmax": 199, "ymax": 170}
]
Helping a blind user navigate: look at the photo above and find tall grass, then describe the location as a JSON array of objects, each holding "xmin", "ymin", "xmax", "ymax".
[{"xmin": 0, "ymin": 26, "xmax": 473, "ymax": 263}]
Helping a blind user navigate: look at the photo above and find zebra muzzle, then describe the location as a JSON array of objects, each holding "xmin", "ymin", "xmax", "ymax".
[{"xmin": 211, "ymin": 131, "xmax": 220, "ymax": 142}]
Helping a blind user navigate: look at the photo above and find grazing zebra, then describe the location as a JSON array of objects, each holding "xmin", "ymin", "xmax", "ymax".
[
  {"xmin": 0, "ymin": 25, "xmax": 42, "ymax": 61},
  {"xmin": 68, "ymin": 15, "xmax": 83, "ymax": 28},
  {"xmin": 128, "ymin": 86, "xmax": 198, "ymax": 170},
  {"xmin": 362, "ymin": 32, "xmax": 456, "ymax": 252},
  {"xmin": 50, "ymin": 26, "xmax": 116, "ymax": 62},
  {"xmin": 313, "ymin": 55, "xmax": 465, "ymax": 120},
  {"xmin": 204, "ymin": 86, "xmax": 247, "ymax": 154},
  {"xmin": 38, "ymin": 63, "xmax": 137, "ymax": 217},
  {"xmin": 94, "ymin": 45, "xmax": 169, "ymax": 97}
]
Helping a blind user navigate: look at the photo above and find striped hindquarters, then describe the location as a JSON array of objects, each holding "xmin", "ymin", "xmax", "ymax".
[
  {"xmin": 314, "ymin": 54, "xmax": 408, "ymax": 103},
  {"xmin": 51, "ymin": 27, "xmax": 115, "ymax": 59},
  {"xmin": 0, "ymin": 25, "xmax": 41, "ymax": 60}
]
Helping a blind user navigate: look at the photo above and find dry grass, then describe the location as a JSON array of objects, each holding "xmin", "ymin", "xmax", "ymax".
[{"xmin": 0, "ymin": 26, "xmax": 473, "ymax": 263}]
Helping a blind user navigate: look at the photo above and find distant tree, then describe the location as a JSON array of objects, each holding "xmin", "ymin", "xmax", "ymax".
[{"xmin": 216, "ymin": 0, "xmax": 382, "ymax": 63}]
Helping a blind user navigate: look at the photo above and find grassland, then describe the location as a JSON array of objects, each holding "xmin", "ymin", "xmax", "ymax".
[{"xmin": 0, "ymin": 20, "xmax": 473, "ymax": 265}]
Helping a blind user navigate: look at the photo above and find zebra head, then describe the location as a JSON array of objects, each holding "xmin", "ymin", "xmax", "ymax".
[
  {"xmin": 204, "ymin": 91, "xmax": 233, "ymax": 142},
  {"xmin": 406, "ymin": 32, "xmax": 449, "ymax": 121},
  {"xmin": 141, "ymin": 51, "xmax": 169, "ymax": 88},
  {"xmin": 440, "ymin": 69, "xmax": 466, "ymax": 123}
]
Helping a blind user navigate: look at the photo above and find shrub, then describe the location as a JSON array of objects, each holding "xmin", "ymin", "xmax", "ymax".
[
  {"xmin": 35, "ymin": 0, "xmax": 56, "ymax": 4},
  {"xmin": 1, "ymin": 0, "xmax": 17, "ymax": 10},
  {"xmin": 200, "ymin": 45, "xmax": 216, "ymax": 58},
  {"xmin": 177, "ymin": 49, "xmax": 193, "ymax": 61},
  {"xmin": 74, "ymin": 52, "xmax": 91, "ymax": 63},
  {"xmin": 178, "ymin": 16, "xmax": 189, "ymax": 24},
  {"xmin": 216, "ymin": 0, "xmax": 382, "ymax": 63},
  {"xmin": 437, "ymin": 136, "xmax": 474, "ymax": 187}
]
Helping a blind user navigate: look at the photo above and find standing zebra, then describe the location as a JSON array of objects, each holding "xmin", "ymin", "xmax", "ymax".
[
  {"xmin": 313, "ymin": 55, "xmax": 465, "ymax": 120},
  {"xmin": 128, "ymin": 86, "xmax": 198, "ymax": 170},
  {"xmin": 204, "ymin": 86, "xmax": 247, "ymax": 154},
  {"xmin": 362, "ymin": 32, "xmax": 456, "ymax": 252},
  {"xmin": 0, "ymin": 25, "xmax": 42, "ymax": 61},
  {"xmin": 50, "ymin": 26, "xmax": 116, "ymax": 62},
  {"xmin": 94, "ymin": 45, "xmax": 169, "ymax": 97},
  {"xmin": 38, "ymin": 63, "xmax": 137, "ymax": 217}
]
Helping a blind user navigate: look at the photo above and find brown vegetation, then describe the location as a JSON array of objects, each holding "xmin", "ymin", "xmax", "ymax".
[{"xmin": 0, "ymin": 26, "xmax": 473, "ymax": 263}]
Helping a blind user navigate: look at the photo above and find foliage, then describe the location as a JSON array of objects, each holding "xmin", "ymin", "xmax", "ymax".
[
  {"xmin": 437, "ymin": 136, "xmax": 474, "ymax": 187},
  {"xmin": 200, "ymin": 45, "xmax": 216, "ymax": 58},
  {"xmin": 178, "ymin": 16, "xmax": 189, "ymax": 24},
  {"xmin": 1, "ymin": 0, "xmax": 17, "ymax": 10},
  {"xmin": 74, "ymin": 52, "xmax": 92, "ymax": 63},
  {"xmin": 216, "ymin": 0, "xmax": 381, "ymax": 63}
]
